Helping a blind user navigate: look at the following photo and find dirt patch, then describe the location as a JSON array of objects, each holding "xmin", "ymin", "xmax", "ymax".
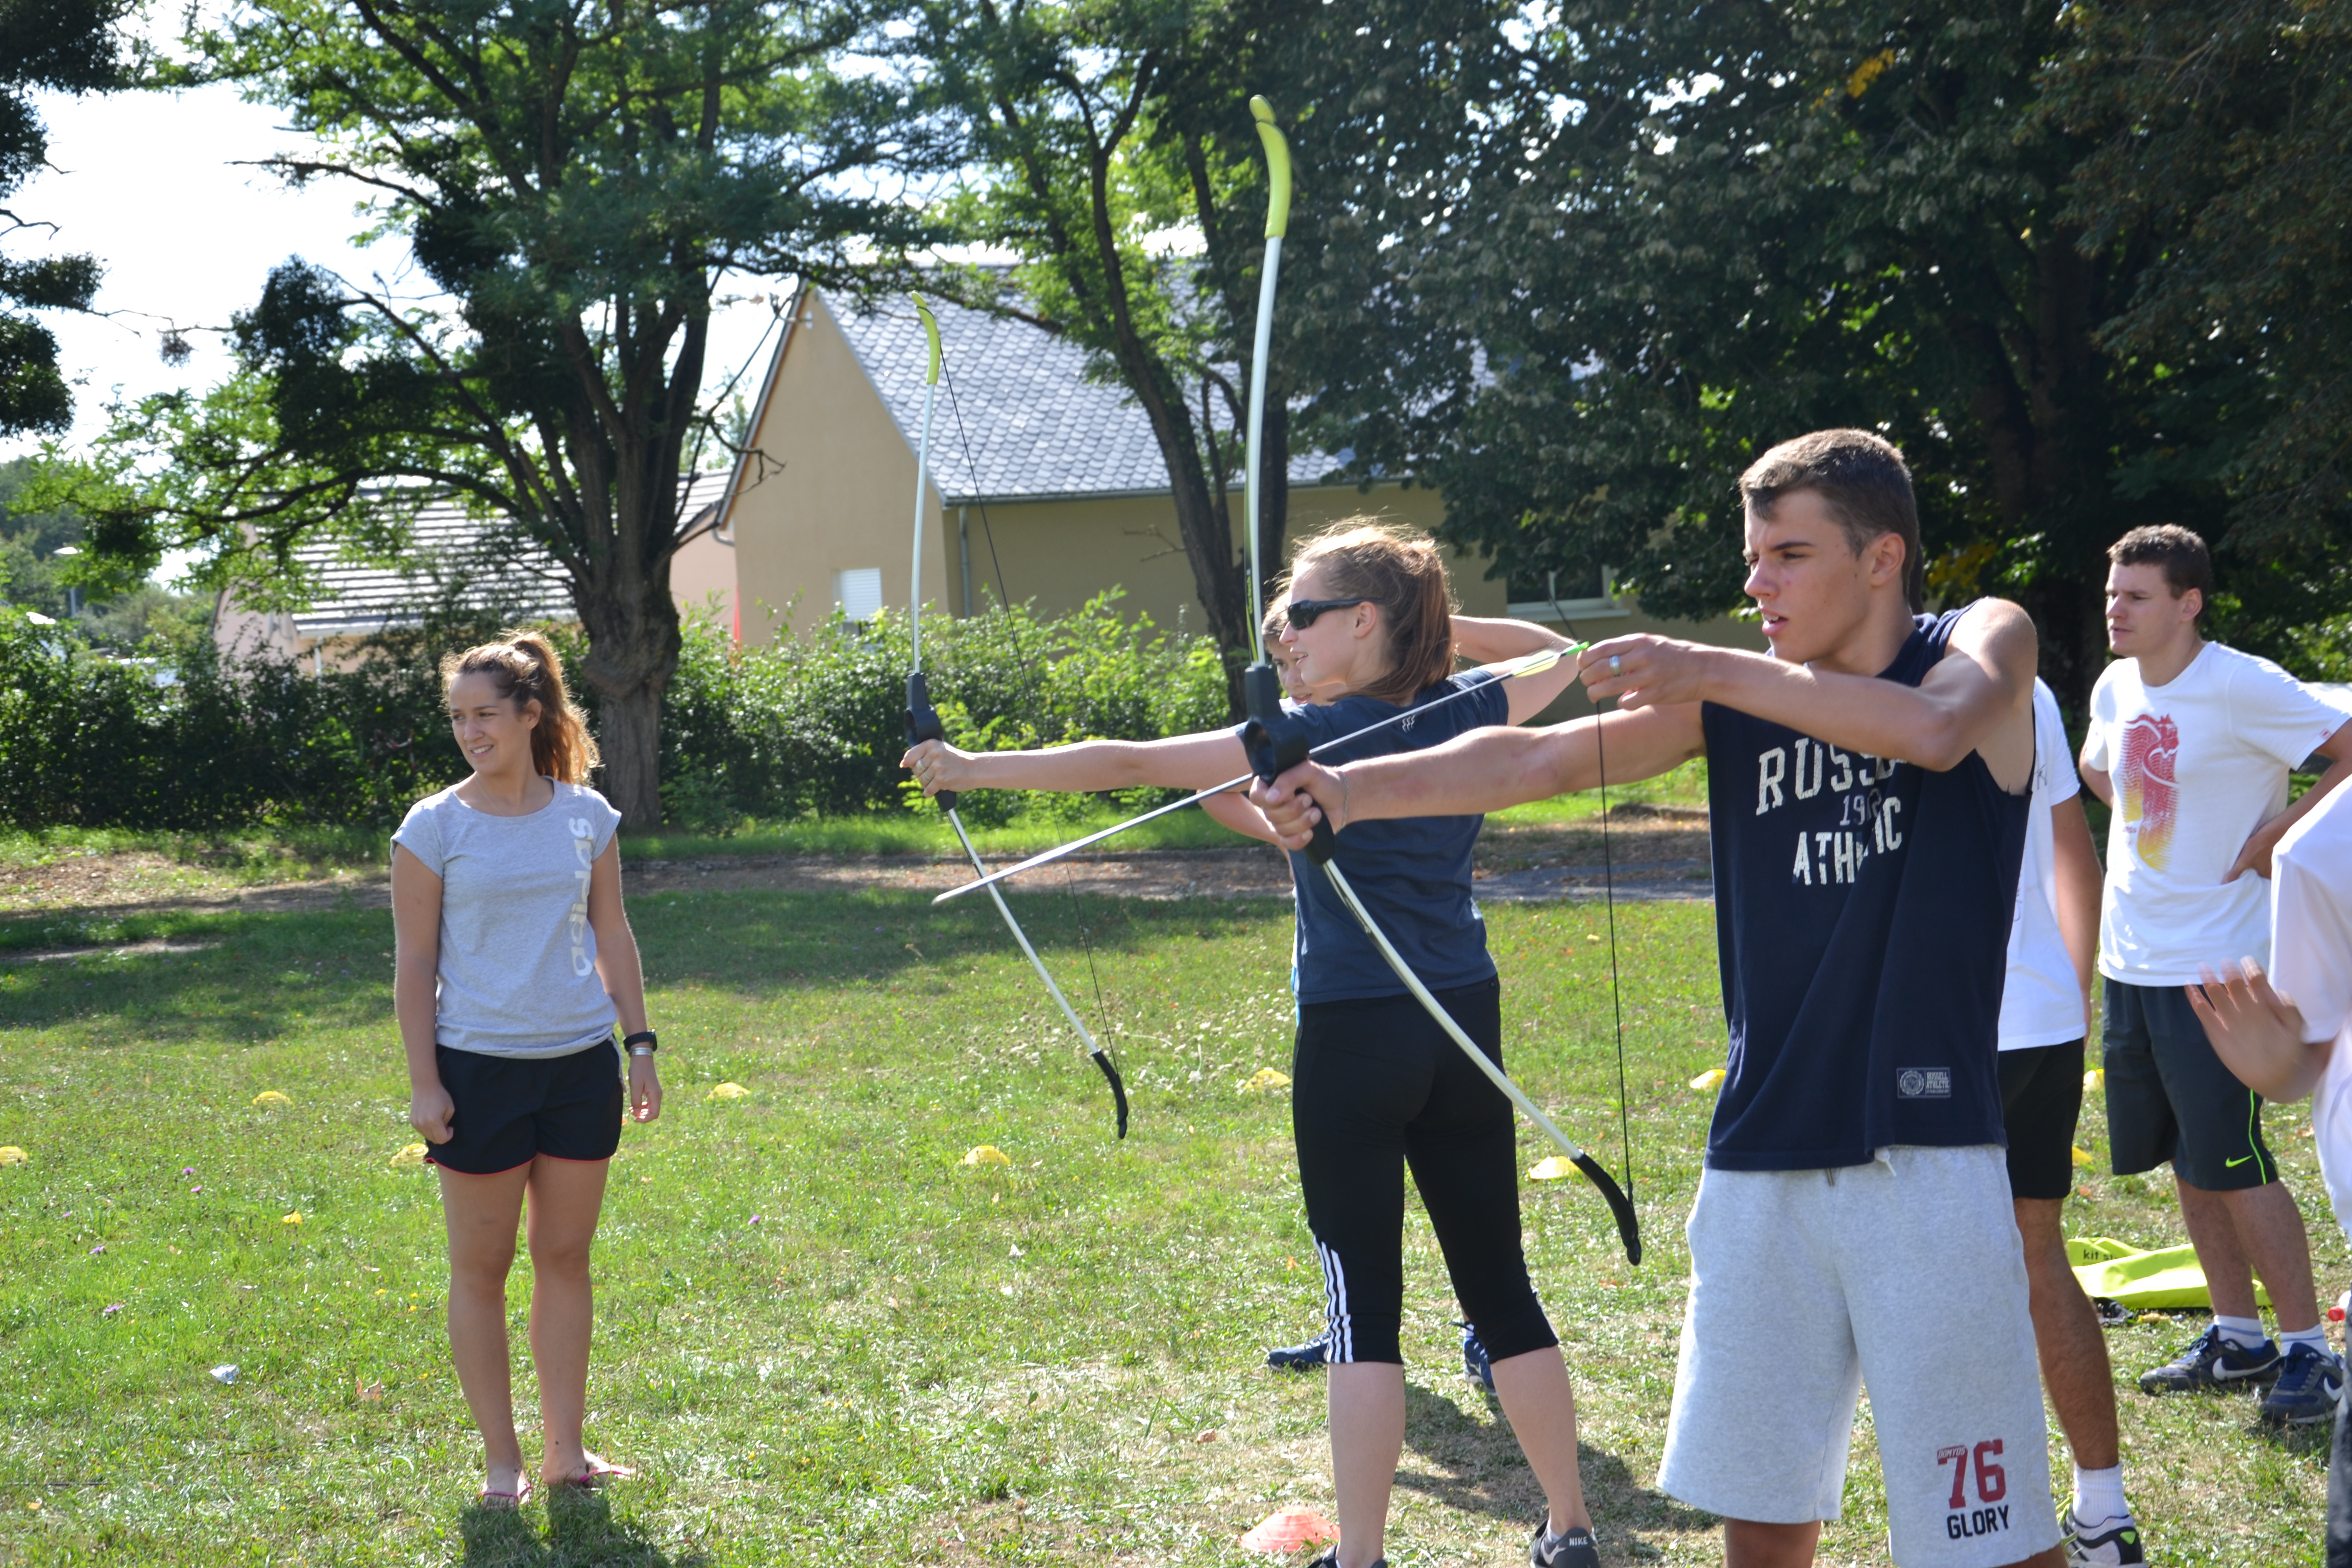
[{"xmin": 0, "ymin": 807, "xmax": 1713, "ymax": 932}]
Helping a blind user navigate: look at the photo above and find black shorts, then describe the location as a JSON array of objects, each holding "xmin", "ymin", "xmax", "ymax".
[
  {"xmin": 1998, "ymin": 1040, "xmax": 2084, "ymax": 1202},
  {"xmin": 427, "ymin": 1040, "xmax": 623, "ymax": 1176},
  {"xmin": 2102, "ymin": 978, "xmax": 2276, "ymax": 1191},
  {"xmin": 1292, "ymin": 977, "xmax": 1557, "ymax": 1367}
]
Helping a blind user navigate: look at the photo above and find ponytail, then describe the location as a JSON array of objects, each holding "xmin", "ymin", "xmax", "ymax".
[
  {"xmin": 441, "ymin": 630, "xmax": 599, "ymax": 783},
  {"xmin": 1278, "ymin": 519, "xmax": 1456, "ymax": 704}
]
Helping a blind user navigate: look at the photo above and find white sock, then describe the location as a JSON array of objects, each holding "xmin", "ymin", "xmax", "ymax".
[
  {"xmin": 2213, "ymin": 1313, "xmax": 2266, "ymax": 1350},
  {"xmin": 2280, "ymin": 1323, "xmax": 2330, "ymax": 1358},
  {"xmin": 2071, "ymin": 1463, "xmax": 2128, "ymax": 1526}
]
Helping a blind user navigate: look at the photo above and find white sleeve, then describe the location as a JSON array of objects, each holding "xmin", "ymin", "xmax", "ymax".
[
  {"xmin": 2081, "ymin": 675, "xmax": 2116, "ymax": 773},
  {"xmin": 2033, "ymin": 681, "xmax": 2078, "ymax": 805},
  {"xmin": 2273, "ymin": 832, "xmax": 2352, "ymax": 1046},
  {"xmin": 391, "ymin": 798, "xmax": 444, "ymax": 876},
  {"xmin": 2228, "ymin": 656, "xmax": 2350, "ymax": 770}
]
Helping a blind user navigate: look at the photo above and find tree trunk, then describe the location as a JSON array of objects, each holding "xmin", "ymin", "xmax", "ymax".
[{"xmin": 574, "ymin": 545, "xmax": 682, "ymax": 831}]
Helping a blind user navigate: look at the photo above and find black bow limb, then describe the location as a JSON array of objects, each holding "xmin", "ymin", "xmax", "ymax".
[{"xmin": 1244, "ymin": 665, "xmax": 1641, "ymax": 1265}]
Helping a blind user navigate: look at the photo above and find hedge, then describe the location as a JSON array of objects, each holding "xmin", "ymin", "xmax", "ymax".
[{"xmin": 0, "ymin": 593, "xmax": 1229, "ymax": 831}]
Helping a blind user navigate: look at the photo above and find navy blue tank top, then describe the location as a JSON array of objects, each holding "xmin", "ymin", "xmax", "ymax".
[{"xmin": 1700, "ymin": 609, "xmax": 2030, "ymax": 1170}]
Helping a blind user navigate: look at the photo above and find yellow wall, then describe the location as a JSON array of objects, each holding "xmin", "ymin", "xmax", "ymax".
[{"xmin": 727, "ymin": 293, "xmax": 956, "ymax": 646}]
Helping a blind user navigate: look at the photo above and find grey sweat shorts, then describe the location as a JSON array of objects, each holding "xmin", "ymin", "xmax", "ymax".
[{"xmin": 1657, "ymin": 1145, "xmax": 2059, "ymax": 1567}]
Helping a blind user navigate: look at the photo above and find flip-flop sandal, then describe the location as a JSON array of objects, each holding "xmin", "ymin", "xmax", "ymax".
[
  {"xmin": 477, "ymin": 1481, "xmax": 532, "ymax": 1511},
  {"xmin": 550, "ymin": 1456, "xmax": 635, "ymax": 1490}
]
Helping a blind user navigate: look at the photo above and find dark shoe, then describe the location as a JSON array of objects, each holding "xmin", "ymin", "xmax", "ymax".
[
  {"xmin": 2259, "ymin": 1343, "xmax": 2345, "ymax": 1426},
  {"xmin": 1305, "ymin": 1551, "xmax": 1384, "ymax": 1568},
  {"xmin": 1531, "ymin": 1522, "xmax": 1600, "ymax": 1567},
  {"xmin": 1460, "ymin": 1321, "xmax": 1495, "ymax": 1393},
  {"xmin": 1266, "ymin": 1334, "xmax": 1329, "ymax": 1372},
  {"xmin": 2062, "ymin": 1508, "xmax": 2146, "ymax": 1566},
  {"xmin": 2136, "ymin": 1324, "xmax": 2281, "ymax": 1393}
]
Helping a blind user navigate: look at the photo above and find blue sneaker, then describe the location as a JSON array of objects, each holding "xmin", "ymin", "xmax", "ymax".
[
  {"xmin": 2136, "ymin": 1324, "xmax": 2281, "ymax": 1393},
  {"xmin": 1266, "ymin": 1334, "xmax": 1328, "ymax": 1372},
  {"xmin": 1531, "ymin": 1522, "xmax": 1600, "ymax": 1567},
  {"xmin": 1460, "ymin": 1322, "xmax": 1495, "ymax": 1393},
  {"xmin": 2259, "ymin": 1343, "xmax": 2345, "ymax": 1426}
]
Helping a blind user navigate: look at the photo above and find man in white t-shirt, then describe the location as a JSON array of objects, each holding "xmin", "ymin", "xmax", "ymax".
[
  {"xmin": 2003, "ymin": 679, "xmax": 2140, "ymax": 1564},
  {"xmin": 2186, "ymin": 782, "xmax": 2352, "ymax": 1563},
  {"xmin": 2079, "ymin": 524, "xmax": 2352, "ymax": 1426}
]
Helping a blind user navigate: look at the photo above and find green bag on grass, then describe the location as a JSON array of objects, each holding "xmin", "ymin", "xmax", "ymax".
[{"xmin": 2067, "ymin": 1236, "xmax": 2271, "ymax": 1310}]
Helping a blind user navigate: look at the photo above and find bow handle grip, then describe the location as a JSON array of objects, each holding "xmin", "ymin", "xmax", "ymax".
[
  {"xmin": 1241, "ymin": 663, "xmax": 1338, "ymax": 865},
  {"xmin": 905, "ymin": 670, "xmax": 958, "ymax": 812}
]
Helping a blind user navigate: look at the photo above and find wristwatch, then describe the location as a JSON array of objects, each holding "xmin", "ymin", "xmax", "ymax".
[{"xmin": 623, "ymin": 1030, "xmax": 658, "ymax": 1057}]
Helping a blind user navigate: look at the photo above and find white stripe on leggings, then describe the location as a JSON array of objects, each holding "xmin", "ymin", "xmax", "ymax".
[{"xmin": 1315, "ymin": 1237, "xmax": 1354, "ymax": 1363}]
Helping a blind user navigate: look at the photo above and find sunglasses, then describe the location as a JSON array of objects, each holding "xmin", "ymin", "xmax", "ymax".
[{"xmin": 1284, "ymin": 597, "xmax": 1372, "ymax": 630}]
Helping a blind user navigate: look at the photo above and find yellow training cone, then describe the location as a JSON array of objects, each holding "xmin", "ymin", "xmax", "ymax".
[
  {"xmin": 1529, "ymin": 1155, "xmax": 1582, "ymax": 1182},
  {"xmin": 252, "ymin": 1090, "xmax": 291, "ymax": 1108},
  {"xmin": 960, "ymin": 1145, "xmax": 1013, "ymax": 1167},
  {"xmin": 0, "ymin": 1147, "xmax": 26, "ymax": 1167},
  {"xmin": 281, "ymin": 1211, "xmax": 304, "ymax": 1226},
  {"xmin": 2084, "ymin": 1068, "xmax": 2104, "ymax": 1092},
  {"xmin": 1690, "ymin": 1068, "xmax": 1728, "ymax": 1091},
  {"xmin": 1240, "ymin": 1068, "xmax": 1291, "ymax": 1094},
  {"xmin": 389, "ymin": 1144, "xmax": 427, "ymax": 1168},
  {"xmin": 2072, "ymin": 1145, "xmax": 2094, "ymax": 1167},
  {"xmin": 706, "ymin": 1082, "xmax": 750, "ymax": 1101}
]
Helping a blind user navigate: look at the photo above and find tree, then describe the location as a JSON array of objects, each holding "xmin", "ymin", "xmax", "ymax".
[
  {"xmin": 1319, "ymin": 1, "xmax": 2211, "ymax": 711},
  {"xmin": 38, "ymin": 0, "xmax": 942, "ymax": 826},
  {"xmin": 1, "ymin": 0, "xmax": 137, "ymax": 435},
  {"xmin": 2047, "ymin": 0, "xmax": 2352, "ymax": 673}
]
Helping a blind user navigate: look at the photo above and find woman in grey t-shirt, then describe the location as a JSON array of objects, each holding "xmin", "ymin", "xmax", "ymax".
[{"xmin": 391, "ymin": 631, "xmax": 662, "ymax": 1509}]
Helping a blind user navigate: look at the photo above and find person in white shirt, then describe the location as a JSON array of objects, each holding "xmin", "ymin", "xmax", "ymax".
[
  {"xmin": 2079, "ymin": 524, "xmax": 2352, "ymax": 1425},
  {"xmin": 2001, "ymin": 679, "xmax": 2139, "ymax": 1564},
  {"xmin": 2186, "ymin": 781, "xmax": 2352, "ymax": 1564}
]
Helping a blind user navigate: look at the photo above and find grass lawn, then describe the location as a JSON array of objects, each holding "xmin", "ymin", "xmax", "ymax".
[{"xmin": 0, "ymin": 874, "xmax": 2338, "ymax": 1565}]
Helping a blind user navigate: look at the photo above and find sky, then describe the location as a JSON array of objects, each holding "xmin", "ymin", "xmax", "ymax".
[{"xmin": 3, "ymin": 81, "xmax": 794, "ymax": 464}]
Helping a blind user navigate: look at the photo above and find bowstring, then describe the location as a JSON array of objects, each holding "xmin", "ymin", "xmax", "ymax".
[
  {"xmin": 1554, "ymin": 593, "xmax": 1637, "ymax": 1217},
  {"xmin": 938, "ymin": 340, "xmax": 1120, "ymax": 1066}
]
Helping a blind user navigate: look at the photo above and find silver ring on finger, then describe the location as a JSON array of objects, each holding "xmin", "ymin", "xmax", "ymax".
[{"xmin": 1610, "ymin": 654, "xmax": 1623, "ymax": 674}]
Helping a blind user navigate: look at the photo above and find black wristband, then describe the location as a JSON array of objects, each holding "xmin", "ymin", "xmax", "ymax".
[{"xmin": 622, "ymin": 1030, "xmax": 658, "ymax": 1052}]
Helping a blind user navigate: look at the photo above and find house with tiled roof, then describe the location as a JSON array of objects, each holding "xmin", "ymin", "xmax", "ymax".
[
  {"xmin": 213, "ymin": 475, "xmax": 733, "ymax": 666},
  {"xmin": 712, "ymin": 285, "xmax": 1759, "ymax": 670}
]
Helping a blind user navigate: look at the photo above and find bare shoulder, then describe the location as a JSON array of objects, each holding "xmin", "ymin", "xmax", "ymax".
[{"xmin": 1948, "ymin": 598, "xmax": 2038, "ymax": 669}]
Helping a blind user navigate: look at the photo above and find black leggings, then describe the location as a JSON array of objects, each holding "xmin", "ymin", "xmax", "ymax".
[{"xmin": 1292, "ymin": 977, "xmax": 1557, "ymax": 1366}]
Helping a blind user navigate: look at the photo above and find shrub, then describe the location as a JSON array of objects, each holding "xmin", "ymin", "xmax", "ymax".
[{"xmin": 0, "ymin": 594, "xmax": 1229, "ymax": 831}]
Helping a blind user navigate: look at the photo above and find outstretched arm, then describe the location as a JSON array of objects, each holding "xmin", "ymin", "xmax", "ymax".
[
  {"xmin": 1250, "ymin": 702, "xmax": 1705, "ymax": 848},
  {"xmin": 1581, "ymin": 600, "xmax": 2039, "ymax": 789},
  {"xmin": 906, "ymin": 729, "xmax": 1251, "ymax": 798}
]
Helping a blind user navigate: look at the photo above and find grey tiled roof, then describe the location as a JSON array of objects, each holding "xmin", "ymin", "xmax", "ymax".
[
  {"xmin": 835, "ymin": 291, "xmax": 1335, "ymax": 503},
  {"xmin": 282, "ymin": 476, "xmax": 724, "ymax": 640}
]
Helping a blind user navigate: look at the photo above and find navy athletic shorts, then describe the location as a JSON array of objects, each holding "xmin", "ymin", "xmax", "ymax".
[{"xmin": 426, "ymin": 1039, "xmax": 623, "ymax": 1176}]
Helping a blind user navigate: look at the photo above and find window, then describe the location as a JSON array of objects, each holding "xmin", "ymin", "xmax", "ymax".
[
  {"xmin": 1507, "ymin": 568, "xmax": 1629, "ymax": 624},
  {"xmin": 834, "ymin": 567, "xmax": 884, "ymax": 623}
]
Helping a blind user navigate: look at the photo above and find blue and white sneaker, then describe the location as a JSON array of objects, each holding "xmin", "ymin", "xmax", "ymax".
[
  {"xmin": 2136, "ymin": 1324, "xmax": 2281, "ymax": 1393},
  {"xmin": 1459, "ymin": 1321, "xmax": 1495, "ymax": 1393},
  {"xmin": 2062, "ymin": 1508, "xmax": 2146, "ymax": 1566},
  {"xmin": 1266, "ymin": 1334, "xmax": 1329, "ymax": 1372},
  {"xmin": 2259, "ymin": 1343, "xmax": 2345, "ymax": 1426},
  {"xmin": 1531, "ymin": 1522, "xmax": 1600, "ymax": 1567}
]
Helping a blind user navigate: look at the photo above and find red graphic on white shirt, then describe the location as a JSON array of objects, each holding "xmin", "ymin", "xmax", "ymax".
[{"xmin": 2118, "ymin": 713, "xmax": 2178, "ymax": 870}]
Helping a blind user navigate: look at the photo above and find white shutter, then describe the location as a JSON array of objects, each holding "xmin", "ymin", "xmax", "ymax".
[{"xmin": 833, "ymin": 567, "xmax": 884, "ymax": 623}]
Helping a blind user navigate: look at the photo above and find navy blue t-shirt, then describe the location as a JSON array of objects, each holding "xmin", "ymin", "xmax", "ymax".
[
  {"xmin": 1267, "ymin": 669, "xmax": 1510, "ymax": 1004},
  {"xmin": 1701, "ymin": 609, "xmax": 2030, "ymax": 1170}
]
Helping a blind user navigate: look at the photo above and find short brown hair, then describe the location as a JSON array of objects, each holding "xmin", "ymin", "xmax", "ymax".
[
  {"xmin": 1279, "ymin": 519, "xmax": 1455, "ymax": 704},
  {"xmin": 441, "ymin": 629, "xmax": 600, "ymax": 783},
  {"xmin": 2108, "ymin": 525, "xmax": 2212, "ymax": 618},
  {"xmin": 1739, "ymin": 429, "xmax": 1923, "ymax": 611}
]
